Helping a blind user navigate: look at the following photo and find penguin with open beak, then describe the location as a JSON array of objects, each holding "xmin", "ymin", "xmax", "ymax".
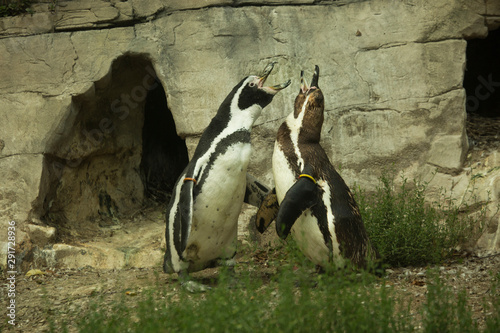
[
  {"xmin": 257, "ymin": 66, "xmax": 378, "ymax": 269},
  {"xmin": 164, "ymin": 62, "xmax": 290, "ymax": 291}
]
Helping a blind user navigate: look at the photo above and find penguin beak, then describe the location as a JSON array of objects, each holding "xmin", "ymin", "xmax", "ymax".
[
  {"xmin": 300, "ymin": 70, "xmax": 310, "ymax": 94},
  {"xmin": 258, "ymin": 61, "xmax": 291, "ymax": 94},
  {"xmin": 310, "ymin": 65, "xmax": 320, "ymax": 89},
  {"xmin": 300, "ymin": 65, "xmax": 320, "ymax": 94}
]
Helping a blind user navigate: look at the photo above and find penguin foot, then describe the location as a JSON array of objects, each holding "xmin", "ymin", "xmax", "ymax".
[
  {"xmin": 181, "ymin": 280, "xmax": 212, "ymax": 293},
  {"xmin": 216, "ymin": 258, "xmax": 236, "ymax": 268},
  {"xmin": 178, "ymin": 270, "xmax": 211, "ymax": 293}
]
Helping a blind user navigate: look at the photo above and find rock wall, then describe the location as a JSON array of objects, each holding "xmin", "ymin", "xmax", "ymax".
[{"xmin": 1, "ymin": 0, "xmax": 500, "ymax": 270}]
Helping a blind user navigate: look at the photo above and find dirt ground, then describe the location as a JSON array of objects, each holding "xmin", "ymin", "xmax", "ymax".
[{"xmin": 2, "ymin": 247, "xmax": 499, "ymax": 332}]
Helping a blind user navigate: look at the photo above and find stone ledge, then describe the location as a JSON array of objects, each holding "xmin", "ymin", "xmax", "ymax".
[
  {"xmin": 0, "ymin": 0, "xmax": 347, "ymax": 38},
  {"xmin": 35, "ymin": 243, "xmax": 164, "ymax": 269}
]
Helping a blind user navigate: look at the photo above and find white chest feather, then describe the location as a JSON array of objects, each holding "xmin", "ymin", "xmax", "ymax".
[
  {"xmin": 273, "ymin": 95, "xmax": 311, "ymax": 201},
  {"xmin": 284, "ymin": 180, "xmax": 342, "ymax": 267},
  {"xmin": 272, "ymin": 129, "xmax": 343, "ymax": 266},
  {"xmin": 272, "ymin": 141, "xmax": 296, "ymax": 203},
  {"xmin": 291, "ymin": 212, "xmax": 331, "ymax": 266},
  {"xmin": 286, "ymin": 94, "xmax": 310, "ymax": 170},
  {"xmin": 318, "ymin": 181, "xmax": 342, "ymax": 260},
  {"xmin": 272, "ymin": 139, "xmax": 330, "ymax": 265},
  {"xmin": 184, "ymin": 142, "xmax": 251, "ymax": 265}
]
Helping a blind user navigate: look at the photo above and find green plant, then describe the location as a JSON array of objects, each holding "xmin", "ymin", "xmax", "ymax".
[
  {"xmin": 0, "ymin": 0, "xmax": 33, "ymax": 17},
  {"xmin": 483, "ymin": 271, "xmax": 500, "ymax": 333},
  {"xmin": 45, "ymin": 253, "xmax": 500, "ymax": 333},
  {"xmin": 422, "ymin": 270, "xmax": 478, "ymax": 333},
  {"xmin": 354, "ymin": 171, "xmax": 494, "ymax": 267},
  {"xmin": 64, "ymin": 268, "xmax": 408, "ymax": 333},
  {"xmin": 48, "ymin": 0, "xmax": 57, "ymax": 12}
]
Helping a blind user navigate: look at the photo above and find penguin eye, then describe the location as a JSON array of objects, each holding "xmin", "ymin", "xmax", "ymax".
[{"xmin": 249, "ymin": 82, "xmax": 256, "ymax": 87}]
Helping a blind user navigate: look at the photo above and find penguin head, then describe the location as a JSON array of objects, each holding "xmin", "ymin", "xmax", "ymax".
[
  {"xmin": 235, "ymin": 61, "xmax": 291, "ymax": 112},
  {"xmin": 292, "ymin": 66, "xmax": 324, "ymax": 141}
]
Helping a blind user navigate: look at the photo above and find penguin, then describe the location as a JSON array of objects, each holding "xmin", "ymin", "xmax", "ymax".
[
  {"xmin": 257, "ymin": 66, "xmax": 378, "ymax": 269},
  {"xmin": 163, "ymin": 62, "xmax": 290, "ymax": 290}
]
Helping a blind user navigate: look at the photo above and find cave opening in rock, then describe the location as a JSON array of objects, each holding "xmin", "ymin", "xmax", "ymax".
[
  {"xmin": 140, "ymin": 79, "xmax": 189, "ymax": 203},
  {"xmin": 35, "ymin": 54, "xmax": 188, "ymax": 245},
  {"xmin": 464, "ymin": 28, "xmax": 500, "ymax": 156}
]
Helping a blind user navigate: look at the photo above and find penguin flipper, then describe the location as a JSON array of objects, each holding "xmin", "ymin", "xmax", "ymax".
[
  {"xmin": 244, "ymin": 173, "xmax": 272, "ymax": 207},
  {"xmin": 276, "ymin": 178, "xmax": 319, "ymax": 239},
  {"xmin": 255, "ymin": 188, "xmax": 279, "ymax": 233},
  {"xmin": 178, "ymin": 179, "xmax": 195, "ymax": 251},
  {"xmin": 163, "ymin": 176, "xmax": 195, "ymax": 274}
]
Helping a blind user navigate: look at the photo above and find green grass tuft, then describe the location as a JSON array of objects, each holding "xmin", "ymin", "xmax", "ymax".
[
  {"xmin": 354, "ymin": 171, "xmax": 494, "ymax": 267},
  {"xmin": 49, "ymin": 263, "xmax": 500, "ymax": 333},
  {"xmin": 422, "ymin": 270, "xmax": 477, "ymax": 333}
]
